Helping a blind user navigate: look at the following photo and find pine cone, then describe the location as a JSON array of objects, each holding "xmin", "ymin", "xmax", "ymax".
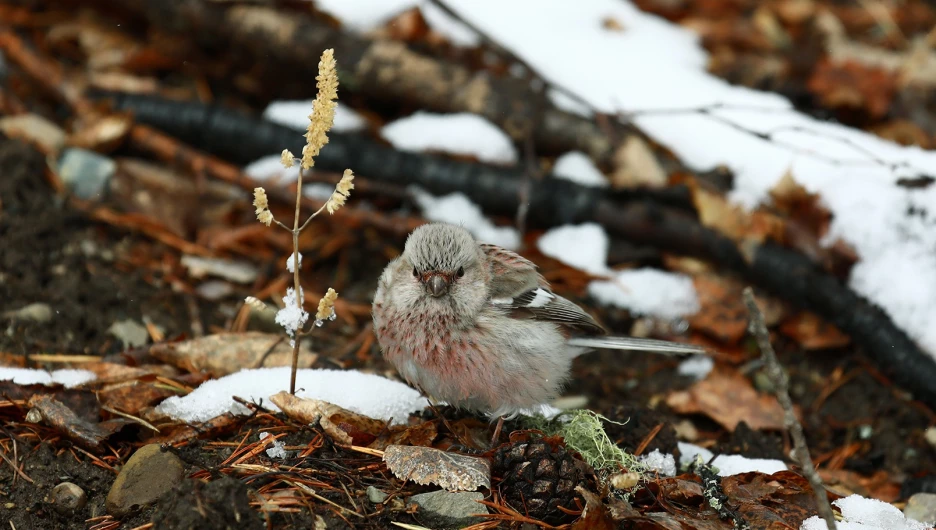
[{"xmin": 491, "ymin": 439, "xmax": 591, "ymax": 524}]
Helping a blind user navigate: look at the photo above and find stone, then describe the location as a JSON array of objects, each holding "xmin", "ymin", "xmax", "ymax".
[
  {"xmin": 408, "ymin": 490, "xmax": 488, "ymax": 529},
  {"xmin": 904, "ymin": 493, "xmax": 936, "ymax": 526},
  {"xmin": 58, "ymin": 148, "xmax": 116, "ymax": 200},
  {"xmin": 924, "ymin": 426, "xmax": 936, "ymax": 450},
  {"xmin": 106, "ymin": 444, "xmax": 184, "ymax": 517},
  {"xmin": 366, "ymin": 485, "xmax": 388, "ymax": 504},
  {"xmin": 107, "ymin": 319, "xmax": 150, "ymax": 349},
  {"xmin": 2, "ymin": 303, "xmax": 53, "ymax": 323},
  {"xmin": 49, "ymin": 482, "xmax": 87, "ymax": 514}
]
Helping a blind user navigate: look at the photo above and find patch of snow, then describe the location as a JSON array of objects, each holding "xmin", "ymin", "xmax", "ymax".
[
  {"xmin": 420, "ymin": 2, "xmax": 480, "ymax": 47},
  {"xmin": 260, "ymin": 432, "xmax": 289, "ymax": 459},
  {"xmin": 801, "ymin": 495, "xmax": 930, "ymax": 530},
  {"xmin": 640, "ymin": 449, "xmax": 676, "ymax": 477},
  {"xmin": 440, "ymin": 0, "xmax": 936, "ymax": 360},
  {"xmin": 537, "ymin": 224, "xmax": 699, "ymax": 319},
  {"xmin": 243, "ymin": 154, "xmax": 335, "ymax": 201},
  {"xmin": 553, "ymin": 151, "xmax": 608, "ymax": 187},
  {"xmin": 411, "ymin": 188, "xmax": 520, "ymax": 249},
  {"xmin": 244, "ymin": 154, "xmax": 301, "ymax": 183},
  {"xmin": 312, "ymin": 0, "xmax": 415, "ymax": 31},
  {"xmin": 181, "ymin": 255, "xmax": 258, "ymax": 284},
  {"xmin": 536, "ymin": 223, "xmax": 609, "ymax": 275},
  {"xmin": 263, "ymin": 100, "xmax": 366, "ymax": 133},
  {"xmin": 381, "ymin": 111, "xmax": 517, "ymax": 165},
  {"xmin": 286, "ymin": 252, "xmax": 303, "ymax": 273},
  {"xmin": 677, "ymin": 355, "xmax": 714, "ymax": 380},
  {"xmin": 155, "ymin": 367, "xmax": 429, "ymax": 425},
  {"xmin": 0, "ymin": 368, "xmax": 96, "ymax": 388},
  {"xmin": 275, "ymin": 287, "xmax": 308, "ymax": 347},
  {"xmin": 677, "ymin": 442, "xmax": 786, "ymax": 476},
  {"xmin": 588, "ymin": 269, "xmax": 699, "ymax": 320},
  {"xmin": 547, "ymin": 87, "xmax": 592, "ymax": 118}
]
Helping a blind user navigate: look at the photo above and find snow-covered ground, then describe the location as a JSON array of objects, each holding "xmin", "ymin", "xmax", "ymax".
[{"xmin": 308, "ymin": 0, "xmax": 936, "ymax": 362}]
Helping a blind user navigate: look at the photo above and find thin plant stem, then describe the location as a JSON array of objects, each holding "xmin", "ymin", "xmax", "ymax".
[
  {"xmin": 289, "ymin": 167, "xmax": 305, "ymax": 395},
  {"xmin": 742, "ymin": 287, "xmax": 836, "ymax": 530}
]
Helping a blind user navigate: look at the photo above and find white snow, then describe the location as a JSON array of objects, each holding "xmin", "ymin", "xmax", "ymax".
[
  {"xmin": 640, "ymin": 449, "xmax": 676, "ymax": 477},
  {"xmin": 801, "ymin": 495, "xmax": 931, "ymax": 530},
  {"xmin": 537, "ymin": 223, "xmax": 609, "ymax": 275},
  {"xmin": 411, "ymin": 188, "xmax": 520, "ymax": 249},
  {"xmin": 677, "ymin": 355, "xmax": 714, "ymax": 380},
  {"xmin": 589, "ymin": 269, "xmax": 700, "ymax": 320},
  {"xmin": 243, "ymin": 154, "xmax": 334, "ymax": 202},
  {"xmin": 0, "ymin": 368, "xmax": 96, "ymax": 388},
  {"xmin": 264, "ymin": 100, "xmax": 367, "ymax": 133},
  {"xmin": 275, "ymin": 287, "xmax": 309, "ymax": 347},
  {"xmin": 677, "ymin": 442, "xmax": 787, "ymax": 477},
  {"xmin": 553, "ymin": 151, "xmax": 608, "ymax": 187},
  {"xmin": 155, "ymin": 367, "xmax": 429, "ymax": 425},
  {"xmin": 181, "ymin": 255, "xmax": 258, "ymax": 284},
  {"xmin": 381, "ymin": 111, "xmax": 517, "ymax": 165},
  {"xmin": 432, "ymin": 0, "xmax": 936, "ymax": 359},
  {"xmin": 537, "ymin": 224, "xmax": 699, "ymax": 319},
  {"xmin": 286, "ymin": 252, "xmax": 303, "ymax": 273},
  {"xmin": 259, "ymin": 432, "xmax": 289, "ymax": 459},
  {"xmin": 420, "ymin": 2, "xmax": 480, "ymax": 47}
]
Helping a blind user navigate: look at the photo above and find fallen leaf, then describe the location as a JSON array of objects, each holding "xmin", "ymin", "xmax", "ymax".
[
  {"xmin": 150, "ymin": 332, "xmax": 317, "ymax": 377},
  {"xmin": 383, "ymin": 444, "xmax": 490, "ymax": 492},
  {"xmin": 808, "ymin": 58, "xmax": 897, "ymax": 118},
  {"xmin": 27, "ymin": 394, "xmax": 112, "ymax": 451},
  {"xmin": 66, "ymin": 113, "xmax": 132, "ymax": 153},
  {"xmin": 666, "ymin": 366, "xmax": 787, "ymax": 431},
  {"xmin": 269, "ymin": 392, "xmax": 386, "ymax": 446},
  {"xmin": 779, "ymin": 311, "xmax": 850, "ymax": 350}
]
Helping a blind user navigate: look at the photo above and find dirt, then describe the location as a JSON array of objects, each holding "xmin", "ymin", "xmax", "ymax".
[
  {"xmin": 0, "ymin": 135, "xmax": 216, "ymax": 358},
  {"xmin": 1, "ymin": 133, "xmax": 935, "ymax": 528},
  {"xmin": 1, "ymin": 442, "xmax": 153, "ymax": 530}
]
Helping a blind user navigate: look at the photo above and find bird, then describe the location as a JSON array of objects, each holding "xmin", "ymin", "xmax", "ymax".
[{"xmin": 372, "ymin": 222, "xmax": 705, "ymax": 426}]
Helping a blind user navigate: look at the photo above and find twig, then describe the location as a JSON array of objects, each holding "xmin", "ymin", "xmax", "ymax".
[{"xmin": 742, "ymin": 287, "xmax": 837, "ymax": 530}]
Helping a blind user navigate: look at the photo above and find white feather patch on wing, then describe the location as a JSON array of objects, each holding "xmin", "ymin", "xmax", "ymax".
[{"xmin": 527, "ymin": 288, "xmax": 554, "ymax": 308}]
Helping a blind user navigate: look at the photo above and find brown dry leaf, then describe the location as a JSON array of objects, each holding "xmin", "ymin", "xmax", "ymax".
[
  {"xmin": 611, "ymin": 136, "xmax": 667, "ymax": 188},
  {"xmin": 602, "ymin": 16, "xmax": 626, "ymax": 32},
  {"xmin": 690, "ymin": 183, "xmax": 784, "ymax": 251},
  {"xmin": 779, "ymin": 311, "xmax": 850, "ymax": 350},
  {"xmin": 27, "ymin": 394, "xmax": 112, "ymax": 451},
  {"xmin": 820, "ymin": 469, "xmax": 900, "ymax": 502},
  {"xmin": 269, "ymin": 391, "xmax": 386, "ymax": 446},
  {"xmin": 384, "ymin": 7, "xmax": 430, "ymax": 42},
  {"xmin": 808, "ymin": 58, "xmax": 897, "ymax": 118},
  {"xmin": 150, "ymin": 332, "xmax": 317, "ymax": 378},
  {"xmin": 666, "ymin": 366, "xmax": 786, "ymax": 431},
  {"xmin": 871, "ymin": 119, "xmax": 932, "ymax": 149},
  {"xmin": 571, "ymin": 486, "xmax": 616, "ymax": 530},
  {"xmin": 383, "ymin": 444, "xmax": 490, "ymax": 492},
  {"xmin": 372, "ymin": 420, "xmax": 438, "ymax": 450},
  {"xmin": 0, "ymin": 114, "xmax": 67, "ymax": 155},
  {"xmin": 723, "ymin": 471, "xmax": 818, "ymax": 529},
  {"xmin": 688, "ymin": 274, "xmax": 786, "ymax": 345},
  {"xmin": 67, "ymin": 113, "xmax": 132, "ymax": 153}
]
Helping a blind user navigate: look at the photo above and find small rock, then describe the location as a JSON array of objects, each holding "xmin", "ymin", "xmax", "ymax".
[
  {"xmin": 107, "ymin": 319, "xmax": 150, "ymax": 349},
  {"xmin": 408, "ymin": 490, "xmax": 487, "ymax": 529},
  {"xmin": 58, "ymin": 148, "xmax": 116, "ymax": 200},
  {"xmin": 904, "ymin": 493, "xmax": 936, "ymax": 525},
  {"xmin": 924, "ymin": 426, "xmax": 936, "ymax": 450},
  {"xmin": 367, "ymin": 486, "xmax": 388, "ymax": 504},
  {"xmin": 106, "ymin": 444, "xmax": 184, "ymax": 517},
  {"xmin": 2, "ymin": 303, "xmax": 53, "ymax": 323},
  {"xmin": 50, "ymin": 482, "xmax": 87, "ymax": 514}
]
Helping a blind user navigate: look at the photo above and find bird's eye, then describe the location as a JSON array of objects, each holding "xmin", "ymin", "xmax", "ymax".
[
  {"xmin": 412, "ymin": 267, "xmax": 419, "ymax": 277},
  {"xmin": 456, "ymin": 267, "xmax": 465, "ymax": 278}
]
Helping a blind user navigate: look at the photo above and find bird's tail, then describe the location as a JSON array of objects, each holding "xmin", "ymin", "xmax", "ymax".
[{"xmin": 567, "ymin": 336, "xmax": 707, "ymax": 356}]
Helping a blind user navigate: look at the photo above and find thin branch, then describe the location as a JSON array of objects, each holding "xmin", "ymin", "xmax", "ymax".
[{"xmin": 742, "ymin": 287, "xmax": 837, "ymax": 530}]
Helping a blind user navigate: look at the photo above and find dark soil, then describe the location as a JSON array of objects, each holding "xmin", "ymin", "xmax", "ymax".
[
  {"xmin": 1, "ymin": 442, "xmax": 153, "ymax": 530},
  {"xmin": 0, "ymin": 135, "xmax": 218, "ymax": 358},
  {"xmin": 1, "ymin": 133, "xmax": 934, "ymax": 528}
]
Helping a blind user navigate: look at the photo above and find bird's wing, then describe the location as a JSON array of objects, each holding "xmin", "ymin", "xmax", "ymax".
[{"xmin": 481, "ymin": 244, "xmax": 606, "ymax": 333}]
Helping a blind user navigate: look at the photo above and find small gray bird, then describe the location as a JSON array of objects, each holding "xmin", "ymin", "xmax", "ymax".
[{"xmin": 373, "ymin": 223, "xmax": 705, "ymax": 419}]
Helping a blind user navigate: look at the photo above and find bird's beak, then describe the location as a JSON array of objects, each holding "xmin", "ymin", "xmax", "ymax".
[{"xmin": 426, "ymin": 274, "xmax": 449, "ymax": 297}]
